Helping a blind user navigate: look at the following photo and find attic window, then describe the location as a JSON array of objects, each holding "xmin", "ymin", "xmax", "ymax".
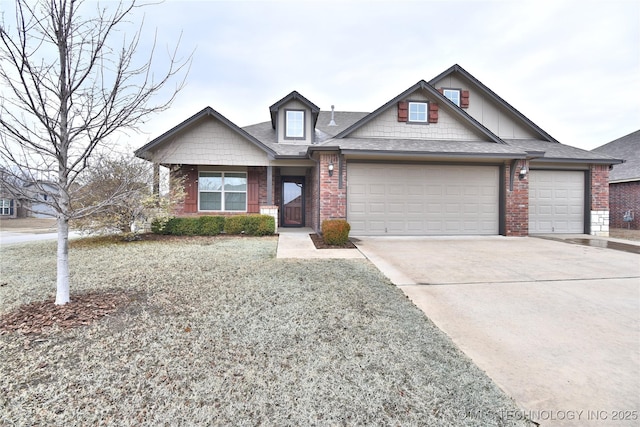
[
  {"xmin": 443, "ymin": 89, "xmax": 461, "ymax": 106},
  {"xmin": 408, "ymin": 102, "xmax": 428, "ymax": 123},
  {"xmin": 441, "ymin": 88, "xmax": 470, "ymax": 108},
  {"xmin": 285, "ymin": 110, "xmax": 305, "ymax": 139}
]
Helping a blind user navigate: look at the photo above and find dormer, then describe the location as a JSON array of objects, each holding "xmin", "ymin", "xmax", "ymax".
[{"xmin": 269, "ymin": 91, "xmax": 320, "ymax": 144}]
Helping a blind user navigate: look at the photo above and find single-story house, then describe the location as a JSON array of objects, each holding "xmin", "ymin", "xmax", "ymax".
[
  {"xmin": 135, "ymin": 64, "xmax": 621, "ymax": 237},
  {"xmin": 592, "ymin": 130, "xmax": 640, "ymax": 230}
]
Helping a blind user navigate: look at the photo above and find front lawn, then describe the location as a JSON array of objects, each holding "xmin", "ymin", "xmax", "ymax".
[{"xmin": 0, "ymin": 236, "xmax": 531, "ymax": 426}]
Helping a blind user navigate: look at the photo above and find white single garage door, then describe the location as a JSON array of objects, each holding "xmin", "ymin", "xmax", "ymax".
[
  {"xmin": 347, "ymin": 164, "xmax": 500, "ymax": 235},
  {"xmin": 529, "ymin": 170, "xmax": 585, "ymax": 234}
]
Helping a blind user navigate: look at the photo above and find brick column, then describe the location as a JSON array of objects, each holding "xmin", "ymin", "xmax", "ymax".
[
  {"xmin": 318, "ymin": 153, "xmax": 347, "ymax": 226},
  {"xmin": 505, "ymin": 160, "xmax": 529, "ymax": 236},
  {"xmin": 590, "ymin": 164, "xmax": 610, "ymax": 236}
]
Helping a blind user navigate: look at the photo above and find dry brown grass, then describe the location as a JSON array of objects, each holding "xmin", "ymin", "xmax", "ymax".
[
  {"xmin": 610, "ymin": 228, "xmax": 640, "ymax": 241},
  {"xmin": 0, "ymin": 217, "xmax": 56, "ymax": 231},
  {"xmin": 0, "ymin": 236, "xmax": 532, "ymax": 426}
]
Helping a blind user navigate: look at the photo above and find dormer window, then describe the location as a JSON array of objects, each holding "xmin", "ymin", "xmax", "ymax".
[
  {"xmin": 443, "ymin": 89, "xmax": 461, "ymax": 106},
  {"xmin": 285, "ymin": 110, "xmax": 305, "ymax": 139},
  {"xmin": 408, "ymin": 102, "xmax": 428, "ymax": 123}
]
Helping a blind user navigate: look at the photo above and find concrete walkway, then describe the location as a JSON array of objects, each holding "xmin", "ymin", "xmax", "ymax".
[
  {"xmin": 276, "ymin": 228, "xmax": 364, "ymax": 259},
  {"xmin": 353, "ymin": 235, "xmax": 640, "ymax": 426}
]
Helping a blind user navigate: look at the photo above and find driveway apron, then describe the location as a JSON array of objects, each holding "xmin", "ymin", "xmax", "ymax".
[{"xmin": 353, "ymin": 236, "xmax": 640, "ymax": 427}]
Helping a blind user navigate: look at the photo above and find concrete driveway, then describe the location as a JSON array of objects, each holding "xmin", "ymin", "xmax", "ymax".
[{"xmin": 354, "ymin": 236, "xmax": 640, "ymax": 426}]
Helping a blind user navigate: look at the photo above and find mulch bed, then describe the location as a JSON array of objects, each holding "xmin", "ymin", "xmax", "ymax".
[
  {"xmin": 0, "ymin": 291, "xmax": 133, "ymax": 335},
  {"xmin": 309, "ymin": 233, "xmax": 357, "ymax": 249}
]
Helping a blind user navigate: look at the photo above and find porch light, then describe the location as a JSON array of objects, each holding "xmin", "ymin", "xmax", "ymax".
[
  {"xmin": 519, "ymin": 165, "xmax": 528, "ymax": 179},
  {"xmin": 328, "ymin": 162, "xmax": 334, "ymax": 177}
]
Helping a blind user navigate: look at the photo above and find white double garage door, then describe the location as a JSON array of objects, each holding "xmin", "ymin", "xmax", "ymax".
[{"xmin": 347, "ymin": 163, "xmax": 585, "ymax": 235}]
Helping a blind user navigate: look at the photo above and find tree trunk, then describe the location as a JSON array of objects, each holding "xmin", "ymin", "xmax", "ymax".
[{"xmin": 55, "ymin": 215, "xmax": 70, "ymax": 305}]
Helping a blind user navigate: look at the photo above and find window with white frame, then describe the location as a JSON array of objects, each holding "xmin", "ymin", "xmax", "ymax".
[
  {"xmin": 0, "ymin": 199, "xmax": 13, "ymax": 216},
  {"xmin": 285, "ymin": 110, "xmax": 305, "ymax": 138},
  {"xmin": 443, "ymin": 89, "xmax": 461, "ymax": 106},
  {"xmin": 198, "ymin": 172, "xmax": 247, "ymax": 211},
  {"xmin": 408, "ymin": 102, "xmax": 428, "ymax": 123}
]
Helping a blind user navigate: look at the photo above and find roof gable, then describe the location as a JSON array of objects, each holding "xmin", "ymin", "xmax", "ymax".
[
  {"xmin": 135, "ymin": 107, "xmax": 277, "ymax": 160},
  {"xmin": 334, "ymin": 80, "xmax": 504, "ymax": 144},
  {"xmin": 430, "ymin": 64, "xmax": 558, "ymax": 143},
  {"xmin": 269, "ymin": 91, "xmax": 320, "ymax": 129}
]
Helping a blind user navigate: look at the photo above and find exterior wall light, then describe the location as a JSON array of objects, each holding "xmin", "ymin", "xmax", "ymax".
[
  {"xmin": 519, "ymin": 165, "xmax": 528, "ymax": 180},
  {"xmin": 328, "ymin": 162, "xmax": 334, "ymax": 177}
]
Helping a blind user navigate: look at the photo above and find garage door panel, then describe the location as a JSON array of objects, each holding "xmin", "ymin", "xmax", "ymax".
[
  {"xmin": 529, "ymin": 170, "xmax": 584, "ymax": 234},
  {"xmin": 348, "ymin": 164, "xmax": 499, "ymax": 235}
]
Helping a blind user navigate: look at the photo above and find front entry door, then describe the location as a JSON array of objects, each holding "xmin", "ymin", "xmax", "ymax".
[{"xmin": 282, "ymin": 177, "xmax": 304, "ymax": 227}]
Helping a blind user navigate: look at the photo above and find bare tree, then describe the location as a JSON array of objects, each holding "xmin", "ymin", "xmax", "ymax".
[
  {"xmin": 72, "ymin": 153, "xmax": 152, "ymax": 234},
  {"xmin": 0, "ymin": 0, "xmax": 190, "ymax": 304}
]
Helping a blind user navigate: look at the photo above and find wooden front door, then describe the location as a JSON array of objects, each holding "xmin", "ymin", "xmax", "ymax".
[{"xmin": 282, "ymin": 177, "xmax": 304, "ymax": 227}]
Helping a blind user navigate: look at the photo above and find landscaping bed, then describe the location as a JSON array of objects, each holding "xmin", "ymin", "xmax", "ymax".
[{"xmin": 0, "ymin": 236, "xmax": 531, "ymax": 426}]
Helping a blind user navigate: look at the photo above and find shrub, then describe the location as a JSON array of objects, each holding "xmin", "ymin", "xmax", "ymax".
[
  {"xmin": 224, "ymin": 216, "xmax": 245, "ymax": 235},
  {"xmin": 243, "ymin": 215, "xmax": 276, "ymax": 236},
  {"xmin": 173, "ymin": 217, "xmax": 200, "ymax": 236},
  {"xmin": 322, "ymin": 219, "xmax": 351, "ymax": 245},
  {"xmin": 151, "ymin": 215, "xmax": 275, "ymax": 236},
  {"xmin": 225, "ymin": 215, "xmax": 275, "ymax": 236},
  {"xmin": 198, "ymin": 216, "xmax": 225, "ymax": 235},
  {"xmin": 151, "ymin": 216, "xmax": 177, "ymax": 235}
]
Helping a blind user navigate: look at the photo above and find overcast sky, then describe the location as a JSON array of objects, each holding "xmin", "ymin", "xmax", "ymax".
[{"xmin": 15, "ymin": 0, "xmax": 632, "ymax": 152}]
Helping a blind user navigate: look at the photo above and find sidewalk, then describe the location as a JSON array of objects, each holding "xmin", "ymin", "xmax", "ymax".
[{"xmin": 276, "ymin": 228, "xmax": 364, "ymax": 259}]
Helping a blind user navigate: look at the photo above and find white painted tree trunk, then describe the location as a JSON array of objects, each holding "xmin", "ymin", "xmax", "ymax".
[
  {"xmin": 56, "ymin": 216, "xmax": 70, "ymax": 305},
  {"xmin": 55, "ymin": 215, "xmax": 70, "ymax": 305}
]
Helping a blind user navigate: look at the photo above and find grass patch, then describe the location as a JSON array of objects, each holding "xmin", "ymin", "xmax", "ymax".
[{"xmin": 0, "ymin": 237, "xmax": 531, "ymax": 426}]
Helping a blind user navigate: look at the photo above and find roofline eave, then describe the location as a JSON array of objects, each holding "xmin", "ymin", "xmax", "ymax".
[{"xmin": 339, "ymin": 149, "xmax": 527, "ymax": 160}]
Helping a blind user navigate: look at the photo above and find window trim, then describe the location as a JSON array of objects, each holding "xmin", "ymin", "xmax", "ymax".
[
  {"xmin": 0, "ymin": 198, "xmax": 13, "ymax": 216},
  {"xmin": 198, "ymin": 171, "xmax": 248, "ymax": 212},
  {"xmin": 284, "ymin": 109, "xmax": 306, "ymax": 140},
  {"xmin": 443, "ymin": 88, "xmax": 461, "ymax": 107},
  {"xmin": 407, "ymin": 101, "xmax": 429, "ymax": 124}
]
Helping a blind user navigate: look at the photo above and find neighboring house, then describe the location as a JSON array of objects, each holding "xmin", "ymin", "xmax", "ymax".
[
  {"xmin": 592, "ymin": 130, "xmax": 640, "ymax": 230},
  {"xmin": 135, "ymin": 64, "xmax": 621, "ymax": 237},
  {"xmin": 22, "ymin": 180, "xmax": 58, "ymax": 218}
]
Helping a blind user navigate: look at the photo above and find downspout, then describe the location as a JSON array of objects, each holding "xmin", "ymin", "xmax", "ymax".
[{"xmin": 307, "ymin": 151, "xmax": 321, "ymax": 233}]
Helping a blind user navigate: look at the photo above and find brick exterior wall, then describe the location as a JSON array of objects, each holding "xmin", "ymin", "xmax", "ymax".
[
  {"xmin": 505, "ymin": 161, "xmax": 529, "ymax": 236},
  {"xmin": 171, "ymin": 165, "xmax": 271, "ymax": 217},
  {"xmin": 318, "ymin": 153, "xmax": 347, "ymax": 226},
  {"xmin": 590, "ymin": 164, "xmax": 609, "ymax": 211},
  {"xmin": 609, "ymin": 181, "xmax": 640, "ymax": 230}
]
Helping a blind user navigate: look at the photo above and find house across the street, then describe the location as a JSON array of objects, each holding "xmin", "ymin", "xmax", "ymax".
[
  {"xmin": 135, "ymin": 64, "xmax": 621, "ymax": 236},
  {"xmin": 593, "ymin": 130, "xmax": 640, "ymax": 230}
]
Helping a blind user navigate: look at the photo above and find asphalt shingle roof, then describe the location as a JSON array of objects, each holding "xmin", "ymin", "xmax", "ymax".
[
  {"xmin": 322, "ymin": 138, "xmax": 527, "ymax": 158},
  {"xmin": 592, "ymin": 130, "xmax": 640, "ymax": 182},
  {"xmin": 504, "ymin": 139, "xmax": 621, "ymax": 164}
]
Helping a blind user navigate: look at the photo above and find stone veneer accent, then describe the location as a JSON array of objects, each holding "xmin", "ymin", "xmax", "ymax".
[{"xmin": 590, "ymin": 211, "xmax": 610, "ymax": 236}]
